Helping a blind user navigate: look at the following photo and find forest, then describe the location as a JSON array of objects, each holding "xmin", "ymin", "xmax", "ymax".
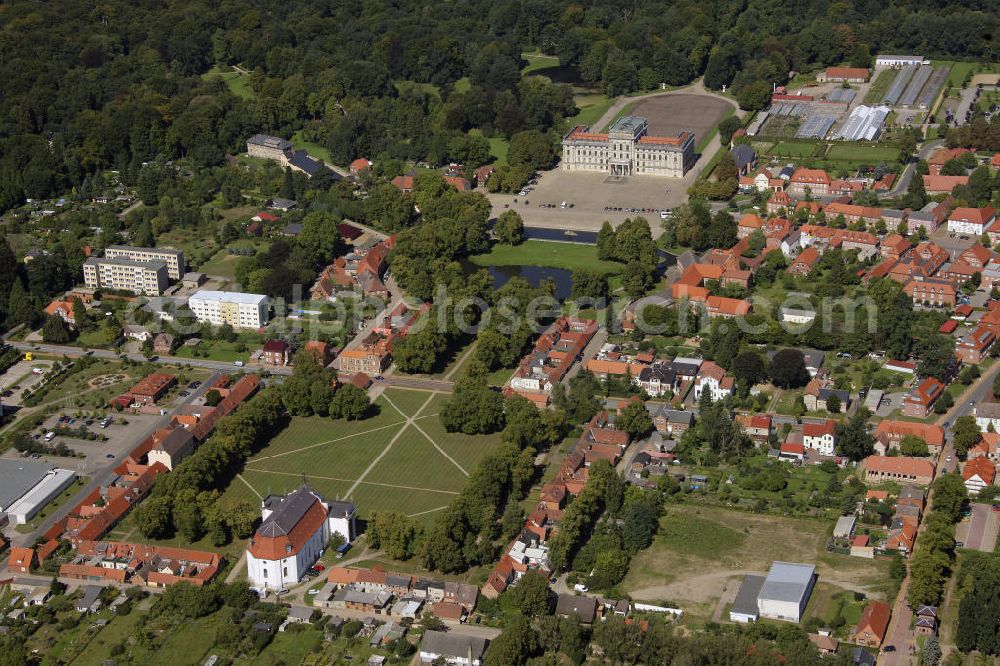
[{"xmin": 1, "ymin": 0, "xmax": 998, "ymax": 213}]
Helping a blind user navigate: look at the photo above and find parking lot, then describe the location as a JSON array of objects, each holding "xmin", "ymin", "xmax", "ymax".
[
  {"xmin": 487, "ymin": 168, "xmax": 694, "ymax": 231},
  {"xmin": 0, "ymin": 359, "xmax": 54, "ymax": 406},
  {"xmin": 13, "ymin": 410, "xmax": 165, "ymax": 472},
  {"xmin": 958, "ymin": 502, "xmax": 1000, "ymax": 552}
]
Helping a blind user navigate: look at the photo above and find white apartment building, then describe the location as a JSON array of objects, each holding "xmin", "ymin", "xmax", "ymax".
[
  {"xmin": 188, "ymin": 290, "xmax": 269, "ymax": 329},
  {"xmin": 83, "ymin": 257, "xmax": 169, "ymax": 296},
  {"xmin": 103, "ymin": 245, "xmax": 185, "ymax": 280}
]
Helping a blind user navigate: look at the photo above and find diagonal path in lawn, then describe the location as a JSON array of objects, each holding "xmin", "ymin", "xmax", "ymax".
[
  {"xmin": 244, "ymin": 420, "xmax": 406, "ymax": 463},
  {"xmin": 346, "ymin": 392, "xmax": 438, "ymax": 497},
  {"xmin": 384, "ymin": 391, "xmax": 469, "ymax": 478}
]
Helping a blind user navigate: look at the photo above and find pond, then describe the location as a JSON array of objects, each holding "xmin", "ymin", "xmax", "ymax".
[{"xmin": 460, "ymin": 261, "xmax": 575, "ymax": 299}]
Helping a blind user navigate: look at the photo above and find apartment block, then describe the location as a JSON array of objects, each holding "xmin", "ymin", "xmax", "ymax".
[
  {"xmin": 83, "ymin": 256, "xmax": 169, "ymax": 296},
  {"xmin": 188, "ymin": 290, "xmax": 269, "ymax": 329},
  {"xmin": 103, "ymin": 245, "xmax": 186, "ymax": 280}
]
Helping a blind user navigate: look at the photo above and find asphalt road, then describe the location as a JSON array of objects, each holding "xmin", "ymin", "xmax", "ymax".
[{"xmin": 881, "ymin": 139, "xmax": 944, "ymax": 200}]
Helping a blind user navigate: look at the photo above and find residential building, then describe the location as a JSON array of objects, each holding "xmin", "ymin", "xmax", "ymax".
[
  {"xmin": 788, "ymin": 168, "xmax": 831, "ymax": 197},
  {"xmin": 873, "ymin": 421, "xmax": 945, "ymax": 455},
  {"xmin": 44, "ymin": 298, "xmax": 78, "ymax": 326},
  {"xmin": 737, "ymin": 213, "xmax": 764, "ymax": 239},
  {"xmin": 788, "ymin": 247, "xmax": 820, "ymax": 276},
  {"xmin": 338, "ymin": 346, "xmax": 390, "ymax": 376},
  {"xmin": 561, "ymin": 116, "xmax": 696, "ymax": 178},
  {"xmin": 83, "ymin": 256, "xmax": 169, "ymax": 296},
  {"xmin": 904, "ymin": 278, "xmax": 957, "ymax": 308},
  {"xmin": 102, "ymin": 245, "xmax": 185, "ymax": 280},
  {"xmin": 948, "ymin": 207, "xmax": 997, "ymax": 235},
  {"xmin": 736, "ymin": 414, "xmax": 772, "ymax": 445},
  {"xmin": 923, "ymin": 175, "xmax": 969, "ymax": 194},
  {"xmin": 803, "ymin": 420, "xmax": 836, "ymax": 455},
  {"xmin": 852, "ymin": 602, "xmax": 892, "ymax": 648},
  {"xmin": 694, "ymin": 361, "xmax": 733, "ymax": 401},
  {"xmin": 418, "ymin": 631, "xmax": 488, "ymax": 666},
  {"xmin": 247, "ymin": 134, "xmax": 294, "ymax": 161},
  {"xmin": 146, "ymin": 427, "xmax": 195, "ymax": 472},
  {"xmin": 61, "ymin": 540, "xmax": 220, "ymax": 587},
  {"xmin": 120, "ymin": 372, "xmax": 176, "ymax": 406},
  {"xmin": 246, "ymin": 486, "xmax": 356, "ymax": 591},
  {"xmin": 902, "ymin": 377, "xmax": 945, "ymax": 417},
  {"xmin": 927, "ymin": 147, "xmax": 972, "ymax": 175},
  {"xmin": 508, "ymin": 318, "xmax": 598, "ymax": 399},
  {"xmin": 555, "ymin": 594, "xmax": 598, "ymax": 623},
  {"xmin": 262, "ymin": 339, "xmax": 291, "ymax": 366},
  {"xmin": 8, "ymin": 547, "xmax": 35, "ymax": 574},
  {"xmin": 956, "ymin": 325, "xmax": 996, "ymax": 363},
  {"xmin": 975, "ymin": 403, "xmax": 1000, "ymax": 432},
  {"xmin": 863, "ymin": 456, "xmax": 935, "ymax": 486},
  {"xmin": 962, "ymin": 457, "xmax": 996, "ymax": 495},
  {"xmin": 188, "ymin": 290, "xmax": 269, "ymax": 329},
  {"xmin": 915, "ymin": 606, "xmax": 938, "ymax": 636}
]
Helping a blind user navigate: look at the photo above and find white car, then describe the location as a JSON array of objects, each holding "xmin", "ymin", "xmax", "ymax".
[{"xmin": 573, "ymin": 583, "xmax": 589, "ymax": 593}]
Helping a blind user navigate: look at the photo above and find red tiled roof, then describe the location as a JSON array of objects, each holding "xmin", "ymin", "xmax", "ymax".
[
  {"xmin": 855, "ymin": 601, "xmax": 892, "ymax": 643},
  {"xmin": 923, "ymin": 175, "xmax": 968, "ymax": 192},
  {"xmin": 963, "ymin": 457, "xmax": 996, "ymax": 484},
  {"xmin": 865, "ymin": 455, "xmax": 935, "ymax": 478},
  {"xmin": 825, "ymin": 67, "xmax": 869, "ymax": 80}
]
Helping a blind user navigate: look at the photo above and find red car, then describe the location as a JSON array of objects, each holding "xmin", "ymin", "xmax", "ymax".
[{"xmin": 313, "ymin": 564, "xmax": 325, "ymax": 572}]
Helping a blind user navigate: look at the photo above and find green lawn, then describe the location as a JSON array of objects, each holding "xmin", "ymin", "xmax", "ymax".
[
  {"xmin": 394, "ymin": 79, "xmax": 442, "ymax": 99},
  {"xmin": 864, "ymin": 69, "xmax": 897, "ymax": 104},
  {"xmin": 569, "ymin": 93, "xmax": 615, "ymax": 128},
  {"xmin": 291, "ymin": 130, "xmax": 334, "ymax": 165},
  {"xmin": 226, "ymin": 390, "xmax": 495, "ymax": 526},
  {"xmin": 769, "ymin": 141, "xmax": 822, "ymax": 157},
  {"xmin": 382, "ymin": 388, "xmax": 435, "ymax": 418},
  {"xmin": 202, "ymin": 65, "xmax": 256, "ymax": 100},
  {"xmin": 826, "ymin": 144, "xmax": 900, "ymax": 162},
  {"xmin": 172, "ymin": 340, "xmax": 252, "ymax": 363},
  {"xmin": 521, "ymin": 51, "xmax": 561, "ymax": 75},
  {"xmin": 468, "ymin": 240, "xmax": 624, "ymax": 274},
  {"xmin": 469, "ymin": 129, "xmax": 509, "ymax": 166}
]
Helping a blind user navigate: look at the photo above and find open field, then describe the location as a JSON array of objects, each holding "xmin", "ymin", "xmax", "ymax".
[
  {"xmin": 202, "ymin": 65, "xmax": 256, "ymax": 100},
  {"xmin": 768, "ymin": 141, "xmax": 822, "ymax": 157},
  {"xmin": 569, "ymin": 93, "xmax": 615, "ymax": 127},
  {"xmin": 826, "ymin": 144, "xmax": 900, "ymax": 162},
  {"xmin": 221, "ymin": 389, "xmax": 503, "ymax": 526},
  {"xmin": 469, "ymin": 128, "xmax": 509, "ymax": 165},
  {"xmin": 621, "ymin": 504, "xmax": 892, "ymax": 620},
  {"xmin": 625, "ymin": 94, "xmax": 732, "ymax": 143},
  {"xmin": 521, "ymin": 52, "xmax": 561, "ymax": 75},
  {"xmin": 291, "ymin": 129, "xmax": 334, "ymax": 165},
  {"xmin": 467, "ymin": 240, "xmax": 624, "ymax": 274}
]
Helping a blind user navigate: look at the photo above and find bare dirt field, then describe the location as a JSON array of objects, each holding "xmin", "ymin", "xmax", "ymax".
[
  {"xmin": 625, "ymin": 94, "xmax": 732, "ymax": 141},
  {"xmin": 622, "ymin": 504, "xmax": 892, "ymax": 616}
]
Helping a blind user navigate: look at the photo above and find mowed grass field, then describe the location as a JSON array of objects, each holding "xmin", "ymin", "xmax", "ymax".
[
  {"xmin": 769, "ymin": 141, "xmax": 821, "ymax": 157},
  {"xmin": 226, "ymin": 389, "xmax": 503, "ymax": 526},
  {"xmin": 621, "ymin": 504, "xmax": 892, "ymax": 618},
  {"xmin": 826, "ymin": 144, "xmax": 899, "ymax": 162}
]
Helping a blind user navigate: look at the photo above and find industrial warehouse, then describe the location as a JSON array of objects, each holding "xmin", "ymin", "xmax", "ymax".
[{"xmin": 0, "ymin": 459, "xmax": 77, "ymax": 526}]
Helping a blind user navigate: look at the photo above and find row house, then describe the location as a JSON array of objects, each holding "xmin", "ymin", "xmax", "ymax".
[
  {"xmin": 879, "ymin": 234, "xmax": 910, "ymax": 261},
  {"xmin": 873, "ymin": 421, "xmax": 945, "ymax": 456},
  {"xmin": 788, "ymin": 168, "xmax": 831, "ymax": 197},
  {"xmin": 507, "ymin": 317, "xmax": 599, "ymax": 403},
  {"xmin": 823, "ymin": 202, "xmax": 883, "ymax": 226},
  {"xmin": 904, "ymin": 277, "xmax": 957, "ymax": 308}
]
